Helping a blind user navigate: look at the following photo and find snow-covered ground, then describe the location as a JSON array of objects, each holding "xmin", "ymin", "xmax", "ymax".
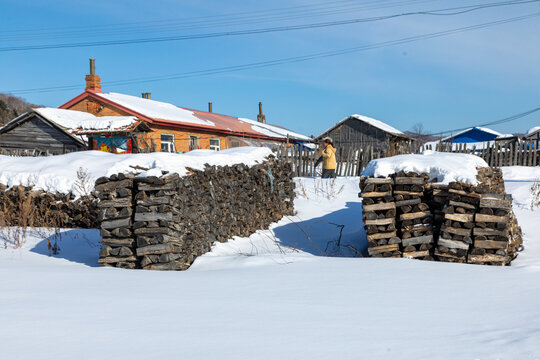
[{"xmin": 1, "ymin": 170, "xmax": 540, "ymax": 359}]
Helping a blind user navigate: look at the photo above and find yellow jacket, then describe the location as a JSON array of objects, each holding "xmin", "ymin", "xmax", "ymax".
[{"xmin": 321, "ymin": 145, "xmax": 337, "ymax": 170}]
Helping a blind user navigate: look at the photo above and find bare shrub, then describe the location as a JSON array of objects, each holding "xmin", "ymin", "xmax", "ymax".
[
  {"xmin": 74, "ymin": 167, "xmax": 94, "ymax": 197},
  {"xmin": 531, "ymin": 179, "xmax": 540, "ymax": 210}
]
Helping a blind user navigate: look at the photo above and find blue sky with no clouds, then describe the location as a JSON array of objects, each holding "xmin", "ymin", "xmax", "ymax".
[{"xmin": 0, "ymin": 0, "xmax": 538, "ymax": 137}]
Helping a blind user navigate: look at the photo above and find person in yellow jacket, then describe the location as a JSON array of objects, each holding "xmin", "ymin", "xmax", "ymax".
[{"xmin": 320, "ymin": 137, "xmax": 337, "ymax": 178}]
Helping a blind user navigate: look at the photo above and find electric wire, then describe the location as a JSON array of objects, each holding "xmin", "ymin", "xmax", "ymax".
[
  {"xmin": 4, "ymin": 12, "xmax": 539, "ymax": 95},
  {"xmin": 0, "ymin": 0, "xmax": 537, "ymax": 50}
]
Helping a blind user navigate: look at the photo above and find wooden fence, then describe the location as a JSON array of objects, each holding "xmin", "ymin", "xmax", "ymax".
[
  {"xmin": 420, "ymin": 140, "xmax": 539, "ymax": 167},
  {"xmin": 277, "ymin": 139, "xmax": 538, "ymax": 178},
  {"xmin": 275, "ymin": 145, "xmax": 396, "ymax": 177}
]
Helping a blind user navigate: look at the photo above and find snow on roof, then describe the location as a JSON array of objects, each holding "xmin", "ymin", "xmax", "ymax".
[
  {"xmin": 526, "ymin": 126, "xmax": 540, "ymax": 136},
  {"xmin": 238, "ymin": 118, "xmax": 311, "ymax": 141},
  {"xmin": 361, "ymin": 151, "xmax": 489, "ymax": 184},
  {"xmin": 0, "ymin": 147, "xmax": 273, "ymax": 197},
  {"xmin": 34, "ymin": 108, "xmax": 139, "ymax": 133},
  {"xmin": 442, "ymin": 127, "xmax": 503, "ymax": 141},
  {"xmin": 319, "ymin": 114, "xmax": 406, "ymax": 138},
  {"xmin": 95, "ymin": 92, "xmax": 215, "ymax": 127}
]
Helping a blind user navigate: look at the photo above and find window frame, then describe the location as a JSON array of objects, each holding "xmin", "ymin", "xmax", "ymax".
[
  {"xmin": 189, "ymin": 135, "xmax": 200, "ymax": 151},
  {"xmin": 160, "ymin": 133, "xmax": 175, "ymax": 153},
  {"xmin": 209, "ymin": 138, "xmax": 221, "ymax": 151}
]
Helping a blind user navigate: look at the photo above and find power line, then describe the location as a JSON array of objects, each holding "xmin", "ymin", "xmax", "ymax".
[
  {"xmin": 0, "ymin": 0, "xmax": 537, "ymax": 51},
  {"xmin": 4, "ymin": 12, "xmax": 539, "ymax": 95},
  {"xmin": 0, "ymin": 0, "xmax": 430, "ymax": 37},
  {"xmin": 426, "ymin": 107, "xmax": 540, "ymax": 136}
]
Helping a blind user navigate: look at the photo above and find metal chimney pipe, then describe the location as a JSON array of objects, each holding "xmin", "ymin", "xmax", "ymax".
[
  {"xmin": 89, "ymin": 58, "xmax": 95, "ymax": 75},
  {"xmin": 258, "ymin": 102, "xmax": 263, "ymax": 115},
  {"xmin": 208, "ymin": 102, "xmax": 213, "ymax": 113}
]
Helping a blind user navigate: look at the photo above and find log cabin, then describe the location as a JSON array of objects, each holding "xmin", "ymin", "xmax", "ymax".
[{"xmin": 316, "ymin": 114, "xmax": 411, "ymax": 156}]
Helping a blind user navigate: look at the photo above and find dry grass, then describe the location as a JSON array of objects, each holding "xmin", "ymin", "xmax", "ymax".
[{"xmin": 530, "ymin": 179, "xmax": 540, "ymax": 210}]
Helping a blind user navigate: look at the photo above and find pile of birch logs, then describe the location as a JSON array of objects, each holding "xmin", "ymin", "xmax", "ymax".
[
  {"xmin": 95, "ymin": 173, "xmax": 138, "ymax": 269},
  {"xmin": 393, "ymin": 172, "xmax": 434, "ymax": 260},
  {"xmin": 360, "ymin": 177, "xmax": 401, "ymax": 258},
  {"xmin": 435, "ymin": 182, "xmax": 479, "ymax": 263},
  {"xmin": 96, "ymin": 158, "xmax": 295, "ymax": 270}
]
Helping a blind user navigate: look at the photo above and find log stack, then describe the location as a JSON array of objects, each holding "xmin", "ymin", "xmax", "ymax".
[
  {"xmin": 96, "ymin": 158, "xmax": 295, "ymax": 271},
  {"xmin": 468, "ymin": 194, "xmax": 513, "ymax": 265},
  {"xmin": 435, "ymin": 181, "xmax": 479, "ymax": 263},
  {"xmin": 360, "ymin": 177, "xmax": 401, "ymax": 258},
  {"xmin": 427, "ymin": 183, "xmax": 449, "ymax": 240},
  {"xmin": 393, "ymin": 172, "xmax": 434, "ymax": 260},
  {"xmin": 134, "ymin": 173, "xmax": 189, "ymax": 271},
  {"xmin": 95, "ymin": 173, "xmax": 137, "ymax": 269}
]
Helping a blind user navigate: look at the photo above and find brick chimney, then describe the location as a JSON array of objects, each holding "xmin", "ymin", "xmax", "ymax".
[
  {"xmin": 85, "ymin": 58, "xmax": 102, "ymax": 92},
  {"xmin": 257, "ymin": 102, "xmax": 266, "ymax": 123},
  {"xmin": 141, "ymin": 92, "xmax": 151, "ymax": 99}
]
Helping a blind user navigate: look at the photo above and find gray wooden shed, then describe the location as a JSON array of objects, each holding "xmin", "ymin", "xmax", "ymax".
[
  {"xmin": 316, "ymin": 114, "xmax": 411, "ymax": 155},
  {"xmin": 0, "ymin": 109, "xmax": 87, "ymax": 155}
]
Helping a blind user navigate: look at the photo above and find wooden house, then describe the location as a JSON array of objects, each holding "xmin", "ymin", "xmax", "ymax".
[
  {"xmin": 316, "ymin": 114, "xmax": 411, "ymax": 155},
  {"xmin": 55, "ymin": 59, "xmax": 310, "ymax": 154},
  {"xmin": 0, "ymin": 108, "xmax": 87, "ymax": 155},
  {"xmin": 0, "ymin": 107, "xmax": 150, "ymax": 154},
  {"xmin": 524, "ymin": 126, "xmax": 540, "ymax": 146}
]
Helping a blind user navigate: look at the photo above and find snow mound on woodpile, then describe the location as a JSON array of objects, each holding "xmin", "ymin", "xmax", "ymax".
[
  {"xmin": 362, "ymin": 150, "xmax": 489, "ymax": 184},
  {"xmin": 0, "ymin": 147, "xmax": 273, "ymax": 196}
]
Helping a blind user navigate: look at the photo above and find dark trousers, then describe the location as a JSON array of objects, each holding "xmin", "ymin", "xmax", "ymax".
[{"xmin": 321, "ymin": 169, "xmax": 336, "ymax": 179}]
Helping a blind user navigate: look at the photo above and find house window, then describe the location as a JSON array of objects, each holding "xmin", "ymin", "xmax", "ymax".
[
  {"xmin": 209, "ymin": 138, "xmax": 220, "ymax": 151},
  {"xmin": 161, "ymin": 134, "xmax": 175, "ymax": 152},
  {"xmin": 189, "ymin": 136, "xmax": 199, "ymax": 151}
]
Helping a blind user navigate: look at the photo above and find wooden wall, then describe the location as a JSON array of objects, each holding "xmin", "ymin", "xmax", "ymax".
[
  {"xmin": 323, "ymin": 118, "xmax": 392, "ymax": 153},
  {"xmin": 0, "ymin": 116, "xmax": 85, "ymax": 154}
]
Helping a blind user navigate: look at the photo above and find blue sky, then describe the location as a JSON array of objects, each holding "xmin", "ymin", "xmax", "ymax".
[{"xmin": 0, "ymin": 0, "xmax": 538, "ymax": 137}]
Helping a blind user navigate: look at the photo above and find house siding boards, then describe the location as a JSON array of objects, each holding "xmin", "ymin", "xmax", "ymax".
[{"xmin": 0, "ymin": 114, "xmax": 85, "ymax": 154}]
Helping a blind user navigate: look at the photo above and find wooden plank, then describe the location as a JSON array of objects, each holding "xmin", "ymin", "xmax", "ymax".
[
  {"xmin": 399, "ymin": 211, "xmax": 430, "ymax": 220},
  {"xmin": 394, "ymin": 177, "xmax": 425, "ymax": 185},
  {"xmin": 441, "ymin": 226, "xmax": 471, "ymax": 236},
  {"xmin": 403, "ymin": 250, "xmax": 430, "ymax": 258},
  {"xmin": 473, "ymin": 227, "xmax": 508, "ymax": 237},
  {"xmin": 368, "ymin": 243, "xmax": 399, "ymax": 255},
  {"xmin": 402, "ymin": 235, "xmax": 433, "ymax": 247},
  {"xmin": 393, "ymin": 190, "xmax": 423, "ymax": 196},
  {"xmin": 395, "ymin": 198, "xmax": 421, "ymax": 207},
  {"xmin": 475, "ymin": 213, "xmax": 509, "ymax": 223},
  {"xmin": 365, "ymin": 217, "xmax": 395, "ymax": 225},
  {"xmin": 366, "ymin": 231, "xmax": 397, "ymax": 240},
  {"xmin": 447, "ymin": 188, "xmax": 481, "ymax": 198},
  {"xmin": 434, "ymin": 248, "xmax": 466, "ymax": 260},
  {"xmin": 468, "ymin": 254, "xmax": 508, "ymax": 264},
  {"xmin": 363, "ymin": 202, "xmax": 396, "ymax": 211},
  {"xmin": 448, "ymin": 200, "xmax": 476, "ymax": 210},
  {"xmin": 444, "ymin": 213, "xmax": 474, "ymax": 223},
  {"xmin": 361, "ymin": 191, "xmax": 392, "ymax": 198},
  {"xmin": 438, "ymin": 238, "xmax": 470, "ymax": 250},
  {"xmin": 364, "ymin": 178, "xmax": 393, "ymax": 184},
  {"xmin": 474, "ymin": 240, "xmax": 508, "ymax": 250}
]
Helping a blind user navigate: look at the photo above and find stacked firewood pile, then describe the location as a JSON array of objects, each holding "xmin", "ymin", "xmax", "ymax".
[
  {"xmin": 0, "ymin": 183, "xmax": 98, "ymax": 228},
  {"xmin": 360, "ymin": 166, "xmax": 523, "ymax": 266},
  {"xmin": 468, "ymin": 194, "xmax": 515, "ymax": 265},
  {"xmin": 435, "ymin": 182, "xmax": 479, "ymax": 263},
  {"xmin": 476, "ymin": 167, "xmax": 505, "ymax": 194},
  {"xmin": 96, "ymin": 159, "xmax": 295, "ymax": 270},
  {"xmin": 359, "ymin": 177, "xmax": 401, "ymax": 258},
  {"xmin": 95, "ymin": 174, "xmax": 138, "ymax": 269},
  {"xmin": 393, "ymin": 172, "xmax": 434, "ymax": 260}
]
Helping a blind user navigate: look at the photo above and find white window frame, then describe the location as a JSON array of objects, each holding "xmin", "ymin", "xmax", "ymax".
[
  {"xmin": 209, "ymin": 138, "xmax": 221, "ymax": 151},
  {"xmin": 160, "ymin": 133, "xmax": 175, "ymax": 153}
]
